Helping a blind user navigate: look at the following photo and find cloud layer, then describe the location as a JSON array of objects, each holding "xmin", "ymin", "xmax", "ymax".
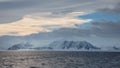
[
  {"xmin": 99, "ymin": 2, "xmax": 120, "ymax": 13},
  {"xmin": 0, "ymin": 12, "xmax": 91, "ymax": 36},
  {"xmin": 0, "ymin": 0, "xmax": 119, "ymax": 23}
]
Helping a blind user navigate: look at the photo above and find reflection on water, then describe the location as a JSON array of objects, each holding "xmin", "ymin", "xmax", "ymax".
[{"xmin": 0, "ymin": 51, "xmax": 120, "ymax": 68}]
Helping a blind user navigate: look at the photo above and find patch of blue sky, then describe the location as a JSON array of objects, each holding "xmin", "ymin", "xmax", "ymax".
[
  {"xmin": 79, "ymin": 12, "xmax": 120, "ymax": 22},
  {"xmin": 76, "ymin": 12, "xmax": 120, "ymax": 29}
]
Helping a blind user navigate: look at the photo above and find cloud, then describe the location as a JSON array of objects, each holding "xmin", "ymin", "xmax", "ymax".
[
  {"xmin": 89, "ymin": 21, "xmax": 120, "ymax": 37},
  {"xmin": 46, "ymin": 21, "xmax": 120, "ymax": 38},
  {"xmin": 0, "ymin": 0, "xmax": 94, "ymax": 23},
  {"xmin": 0, "ymin": 0, "xmax": 119, "ymax": 23},
  {"xmin": 0, "ymin": 0, "xmax": 14, "ymax": 2},
  {"xmin": 32, "ymin": 21, "xmax": 120, "ymax": 38},
  {"xmin": 0, "ymin": 12, "xmax": 91, "ymax": 36},
  {"xmin": 99, "ymin": 2, "xmax": 120, "ymax": 13}
]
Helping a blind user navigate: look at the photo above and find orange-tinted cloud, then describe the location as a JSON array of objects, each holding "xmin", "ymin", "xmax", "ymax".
[{"xmin": 0, "ymin": 12, "xmax": 92, "ymax": 36}]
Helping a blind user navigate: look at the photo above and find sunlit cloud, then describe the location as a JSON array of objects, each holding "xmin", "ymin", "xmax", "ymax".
[{"xmin": 0, "ymin": 12, "xmax": 92, "ymax": 36}]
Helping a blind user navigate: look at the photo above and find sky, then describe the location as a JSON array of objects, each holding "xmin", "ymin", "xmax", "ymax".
[{"xmin": 0, "ymin": 0, "xmax": 120, "ymax": 50}]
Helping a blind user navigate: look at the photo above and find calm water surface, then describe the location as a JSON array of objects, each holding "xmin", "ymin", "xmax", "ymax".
[{"xmin": 0, "ymin": 51, "xmax": 120, "ymax": 68}]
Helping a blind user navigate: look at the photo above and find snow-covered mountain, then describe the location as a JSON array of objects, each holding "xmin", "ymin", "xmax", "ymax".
[
  {"xmin": 8, "ymin": 40, "xmax": 120, "ymax": 51},
  {"xmin": 49, "ymin": 40, "xmax": 100, "ymax": 50},
  {"xmin": 8, "ymin": 43, "xmax": 33, "ymax": 50},
  {"xmin": 8, "ymin": 40, "xmax": 101, "ymax": 51}
]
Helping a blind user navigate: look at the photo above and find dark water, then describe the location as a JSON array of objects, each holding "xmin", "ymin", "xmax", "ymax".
[{"xmin": 0, "ymin": 51, "xmax": 120, "ymax": 68}]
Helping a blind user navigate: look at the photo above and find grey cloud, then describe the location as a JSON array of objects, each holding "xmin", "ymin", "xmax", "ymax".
[
  {"xmin": 0, "ymin": 0, "xmax": 119, "ymax": 23},
  {"xmin": 0, "ymin": 0, "xmax": 94, "ymax": 23},
  {"xmin": 90, "ymin": 21, "xmax": 120, "ymax": 37},
  {"xmin": 0, "ymin": 0, "xmax": 94, "ymax": 10},
  {"xmin": 29, "ymin": 21, "xmax": 120, "ymax": 38},
  {"xmin": 99, "ymin": 2, "xmax": 120, "ymax": 13},
  {"xmin": 44, "ymin": 21, "xmax": 120, "ymax": 38},
  {"xmin": 51, "ymin": 28, "xmax": 91, "ymax": 38},
  {"xmin": 0, "ymin": 1, "xmax": 36, "ymax": 10}
]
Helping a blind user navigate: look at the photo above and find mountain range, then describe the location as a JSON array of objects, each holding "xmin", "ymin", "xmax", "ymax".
[{"xmin": 8, "ymin": 40, "xmax": 120, "ymax": 51}]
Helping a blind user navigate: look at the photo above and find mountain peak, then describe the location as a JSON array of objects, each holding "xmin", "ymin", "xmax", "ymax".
[
  {"xmin": 8, "ymin": 42, "xmax": 33, "ymax": 50},
  {"xmin": 49, "ymin": 40, "xmax": 100, "ymax": 50}
]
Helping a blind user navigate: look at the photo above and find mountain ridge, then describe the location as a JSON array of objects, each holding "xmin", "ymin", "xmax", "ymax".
[
  {"xmin": 49, "ymin": 40, "xmax": 100, "ymax": 50},
  {"xmin": 8, "ymin": 40, "xmax": 101, "ymax": 51}
]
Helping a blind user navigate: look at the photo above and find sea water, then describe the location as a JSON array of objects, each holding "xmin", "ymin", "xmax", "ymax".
[{"xmin": 0, "ymin": 51, "xmax": 120, "ymax": 68}]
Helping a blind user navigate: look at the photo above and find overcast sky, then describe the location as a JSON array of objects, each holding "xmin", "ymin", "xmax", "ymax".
[{"xmin": 0, "ymin": 0, "xmax": 120, "ymax": 50}]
